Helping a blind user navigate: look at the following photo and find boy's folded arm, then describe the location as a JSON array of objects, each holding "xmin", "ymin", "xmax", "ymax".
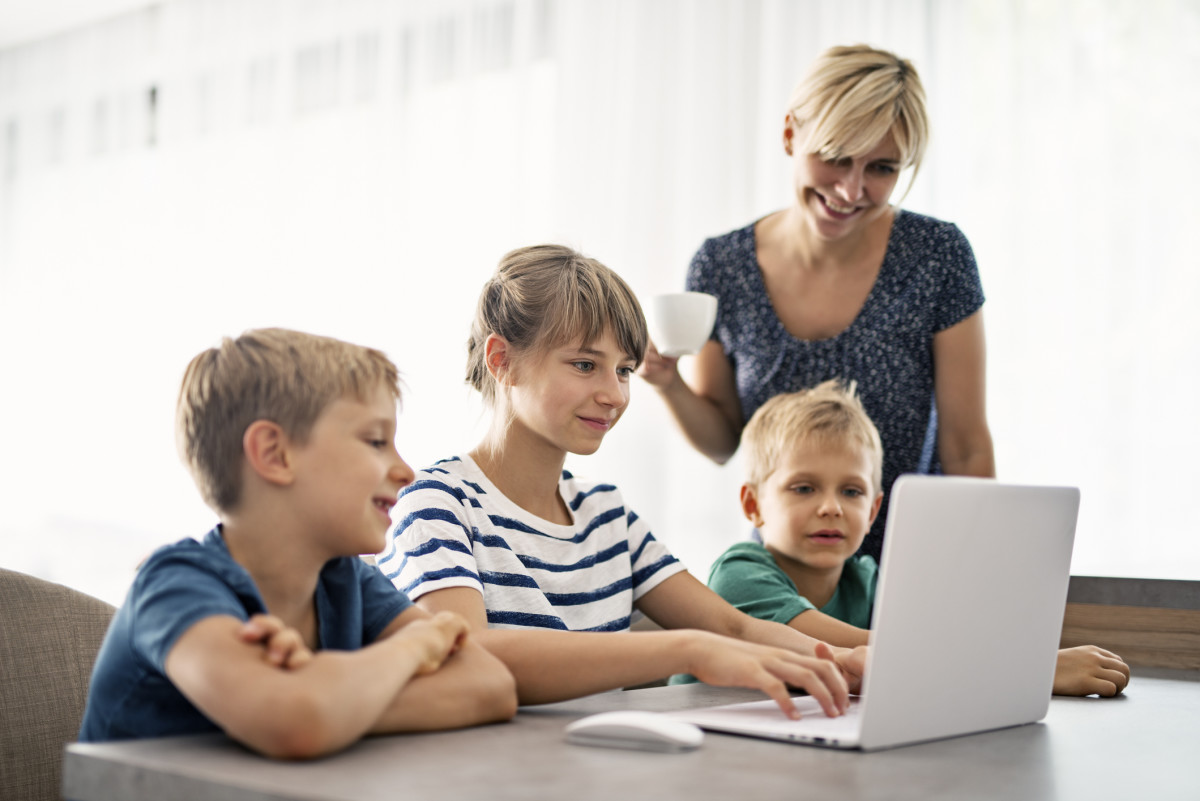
[
  {"xmin": 238, "ymin": 613, "xmax": 314, "ymax": 669},
  {"xmin": 368, "ymin": 605, "xmax": 518, "ymax": 732},
  {"xmin": 164, "ymin": 613, "xmax": 436, "ymax": 759}
]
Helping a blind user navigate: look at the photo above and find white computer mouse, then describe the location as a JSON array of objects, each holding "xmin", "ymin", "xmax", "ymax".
[{"xmin": 564, "ymin": 710, "xmax": 704, "ymax": 752}]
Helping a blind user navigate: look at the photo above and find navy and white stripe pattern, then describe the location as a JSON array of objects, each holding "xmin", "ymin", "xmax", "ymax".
[{"xmin": 378, "ymin": 455, "xmax": 685, "ymax": 632}]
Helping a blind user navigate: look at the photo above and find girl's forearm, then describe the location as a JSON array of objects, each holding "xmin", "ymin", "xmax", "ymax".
[{"xmin": 474, "ymin": 628, "xmax": 698, "ymax": 704}]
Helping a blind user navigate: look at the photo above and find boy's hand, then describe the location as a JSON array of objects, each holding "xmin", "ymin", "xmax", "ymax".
[
  {"xmin": 238, "ymin": 614, "xmax": 314, "ymax": 670},
  {"xmin": 1052, "ymin": 645, "xmax": 1130, "ymax": 697},
  {"xmin": 395, "ymin": 611, "xmax": 470, "ymax": 675},
  {"xmin": 827, "ymin": 643, "xmax": 868, "ymax": 693},
  {"xmin": 684, "ymin": 632, "xmax": 849, "ymax": 720}
]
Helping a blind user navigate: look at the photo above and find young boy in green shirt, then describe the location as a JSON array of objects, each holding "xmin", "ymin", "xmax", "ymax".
[{"xmin": 707, "ymin": 380, "xmax": 1131, "ymax": 697}]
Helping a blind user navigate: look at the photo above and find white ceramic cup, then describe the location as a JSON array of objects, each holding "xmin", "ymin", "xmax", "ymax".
[{"xmin": 647, "ymin": 292, "xmax": 718, "ymax": 358}]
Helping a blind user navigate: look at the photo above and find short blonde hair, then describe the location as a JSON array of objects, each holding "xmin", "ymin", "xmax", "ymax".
[
  {"xmin": 787, "ymin": 44, "xmax": 929, "ymax": 197},
  {"xmin": 466, "ymin": 244, "xmax": 648, "ymax": 405},
  {"xmin": 176, "ymin": 328, "xmax": 400, "ymax": 514},
  {"xmin": 742, "ymin": 380, "xmax": 883, "ymax": 492}
]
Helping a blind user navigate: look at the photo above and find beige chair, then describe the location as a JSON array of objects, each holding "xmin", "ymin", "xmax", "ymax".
[{"xmin": 0, "ymin": 568, "xmax": 116, "ymax": 801}]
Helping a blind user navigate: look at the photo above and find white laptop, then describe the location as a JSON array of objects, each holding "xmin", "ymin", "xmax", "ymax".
[{"xmin": 670, "ymin": 475, "xmax": 1080, "ymax": 751}]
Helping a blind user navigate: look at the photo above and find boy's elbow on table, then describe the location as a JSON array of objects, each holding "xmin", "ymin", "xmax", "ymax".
[
  {"xmin": 230, "ymin": 691, "xmax": 351, "ymax": 760},
  {"xmin": 450, "ymin": 642, "xmax": 519, "ymax": 724},
  {"xmin": 476, "ymin": 660, "xmax": 520, "ymax": 723}
]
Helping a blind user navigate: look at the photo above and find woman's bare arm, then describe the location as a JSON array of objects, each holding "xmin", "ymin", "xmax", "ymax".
[
  {"xmin": 933, "ymin": 311, "xmax": 995, "ymax": 477},
  {"xmin": 639, "ymin": 339, "xmax": 744, "ymax": 463}
]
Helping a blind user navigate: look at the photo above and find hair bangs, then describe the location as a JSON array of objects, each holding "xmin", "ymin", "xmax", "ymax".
[
  {"xmin": 788, "ymin": 44, "xmax": 929, "ymax": 191},
  {"xmin": 531, "ymin": 259, "xmax": 647, "ymax": 365}
]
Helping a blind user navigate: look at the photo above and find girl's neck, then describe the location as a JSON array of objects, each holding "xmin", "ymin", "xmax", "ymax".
[{"xmin": 470, "ymin": 420, "xmax": 572, "ymax": 525}]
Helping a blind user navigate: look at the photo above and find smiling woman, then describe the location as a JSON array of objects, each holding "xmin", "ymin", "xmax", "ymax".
[
  {"xmin": 639, "ymin": 44, "xmax": 993, "ymax": 564},
  {"xmin": 787, "ymin": 136, "xmax": 902, "ymax": 249}
]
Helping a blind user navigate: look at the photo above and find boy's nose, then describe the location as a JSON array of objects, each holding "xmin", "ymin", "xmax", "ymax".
[
  {"xmin": 391, "ymin": 452, "xmax": 416, "ymax": 488},
  {"xmin": 818, "ymin": 493, "xmax": 843, "ymax": 516}
]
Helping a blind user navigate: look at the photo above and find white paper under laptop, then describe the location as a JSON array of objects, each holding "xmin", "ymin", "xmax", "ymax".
[{"xmin": 671, "ymin": 475, "xmax": 1080, "ymax": 751}]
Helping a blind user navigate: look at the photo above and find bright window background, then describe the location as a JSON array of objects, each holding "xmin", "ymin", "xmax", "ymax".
[{"xmin": 2, "ymin": 0, "xmax": 1197, "ymax": 606}]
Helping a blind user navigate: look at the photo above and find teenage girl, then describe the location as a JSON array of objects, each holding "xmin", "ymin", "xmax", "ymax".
[{"xmin": 378, "ymin": 244, "xmax": 867, "ymax": 718}]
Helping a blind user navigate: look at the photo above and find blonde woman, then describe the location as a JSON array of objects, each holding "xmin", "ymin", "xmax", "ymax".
[{"xmin": 641, "ymin": 45, "xmax": 994, "ymax": 561}]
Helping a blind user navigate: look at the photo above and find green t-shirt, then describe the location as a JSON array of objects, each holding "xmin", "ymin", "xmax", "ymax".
[
  {"xmin": 670, "ymin": 541, "xmax": 878, "ymax": 685},
  {"xmin": 709, "ymin": 541, "xmax": 878, "ymax": 628}
]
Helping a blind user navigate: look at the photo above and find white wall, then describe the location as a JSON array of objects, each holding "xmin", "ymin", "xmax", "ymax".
[{"xmin": 1, "ymin": 0, "xmax": 1197, "ymax": 605}]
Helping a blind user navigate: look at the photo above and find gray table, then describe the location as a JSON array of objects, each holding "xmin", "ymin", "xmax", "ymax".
[{"xmin": 63, "ymin": 668, "xmax": 1200, "ymax": 801}]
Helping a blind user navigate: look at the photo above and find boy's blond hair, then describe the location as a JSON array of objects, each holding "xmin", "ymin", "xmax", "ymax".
[
  {"xmin": 176, "ymin": 328, "xmax": 401, "ymax": 514},
  {"xmin": 742, "ymin": 380, "xmax": 883, "ymax": 492},
  {"xmin": 465, "ymin": 244, "xmax": 648, "ymax": 405}
]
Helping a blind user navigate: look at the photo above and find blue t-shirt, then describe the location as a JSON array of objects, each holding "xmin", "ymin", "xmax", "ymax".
[
  {"xmin": 79, "ymin": 526, "xmax": 412, "ymax": 742},
  {"xmin": 687, "ymin": 210, "xmax": 984, "ymax": 560}
]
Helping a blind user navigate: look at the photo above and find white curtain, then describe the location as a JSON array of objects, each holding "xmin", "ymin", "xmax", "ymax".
[{"xmin": 1, "ymin": 0, "xmax": 1197, "ymax": 604}]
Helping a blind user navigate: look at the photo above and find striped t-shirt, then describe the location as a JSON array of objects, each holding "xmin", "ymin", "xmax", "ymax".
[{"xmin": 378, "ymin": 454, "xmax": 686, "ymax": 632}]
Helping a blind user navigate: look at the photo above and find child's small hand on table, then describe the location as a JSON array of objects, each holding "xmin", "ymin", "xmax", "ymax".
[
  {"xmin": 1053, "ymin": 645, "xmax": 1130, "ymax": 697},
  {"xmin": 238, "ymin": 614, "xmax": 314, "ymax": 669}
]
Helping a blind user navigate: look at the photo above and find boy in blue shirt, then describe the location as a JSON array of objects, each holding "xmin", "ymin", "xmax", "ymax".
[
  {"xmin": 79, "ymin": 328, "xmax": 516, "ymax": 758},
  {"xmin": 706, "ymin": 380, "xmax": 1131, "ymax": 697}
]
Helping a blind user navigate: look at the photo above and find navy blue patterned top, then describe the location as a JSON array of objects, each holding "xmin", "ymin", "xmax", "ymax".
[{"xmin": 686, "ymin": 210, "xmax": 984, "ymax": 561}]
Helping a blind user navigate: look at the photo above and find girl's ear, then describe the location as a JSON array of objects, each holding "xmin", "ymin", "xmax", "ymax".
[
  {"xmin": 739, "ymin": 483, "xmax": 765, "ymax": 527},
  {"xmin": 484, "ymin": 333, "xmax": 514, "ymax": 385},
  {"xmin": 243, "ymin": 420, "xmax": 295, "ymax": 487}
]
